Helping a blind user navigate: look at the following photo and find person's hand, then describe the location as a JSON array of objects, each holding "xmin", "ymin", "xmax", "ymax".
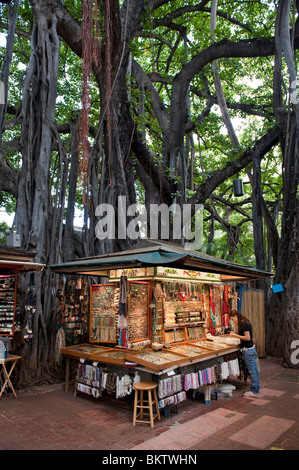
[{"xmin": 230, "ymin": 331, "xmax": 237, "ymax": 337}]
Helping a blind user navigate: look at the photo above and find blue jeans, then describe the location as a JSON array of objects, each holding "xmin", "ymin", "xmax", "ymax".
[{"xmin": 242, "ymin": 347, "xmax": 260, "ymax": 394}]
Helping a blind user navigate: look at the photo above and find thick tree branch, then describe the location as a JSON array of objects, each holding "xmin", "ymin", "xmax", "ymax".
[
  {"xmin": 131, "ymin": 128, "xmax": 173, "ymax": 204},
  {"xmin": 0, "ymin": 155, "xmax": 18, "ymax": 197},
  {"xmin": 188, "ymin": 123, "xmax": 281, "ymax": 210},
  {"xmin": 170, "ymin": 37, "xmax": 276, "ymax": 139},
  {"xmin": 132, "ymin": 59, "xmax": 170, "ymax": 133}
]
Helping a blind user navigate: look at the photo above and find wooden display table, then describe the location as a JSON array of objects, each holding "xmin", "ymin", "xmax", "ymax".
[{"xmin": 0, "ymin": 354, "xmax": 21, "ymax": 399}]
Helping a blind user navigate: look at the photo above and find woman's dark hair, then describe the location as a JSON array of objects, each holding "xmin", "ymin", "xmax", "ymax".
[{"xmin": 229, "ymin": 310, "xmax": 251, "ymax": 333}]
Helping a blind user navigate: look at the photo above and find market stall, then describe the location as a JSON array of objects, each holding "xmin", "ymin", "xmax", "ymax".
[
  {"xmin": 51, "ymin": 240, "xmax": 272, "ymax": 414},
  {"xmin": 0, "ymin": 246, "xmax": 45, "ymax": 396},
  {"xmin": 0, "ymin": 246, "xmax": 44, "ymax": 342}
]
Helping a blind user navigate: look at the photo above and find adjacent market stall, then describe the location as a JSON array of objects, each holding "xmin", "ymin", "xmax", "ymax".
[
  {"xmin": 51, "ymin": 240, "xmax": 272, "ymax": 415},
  {"xmin": 0, "ymin": 246, "xmax": 44, "ymax": 397}
]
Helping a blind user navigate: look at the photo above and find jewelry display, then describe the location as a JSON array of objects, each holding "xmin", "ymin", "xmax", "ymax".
[
  {"xmin": 60, "ymin": 343, "xmax": 113, "ymax": 360},
  {"xmin": 116, "ymin": 374, "xmax": 132, "ymax": 398},
  {"xmin": 76, "ymin": 362, "xmax": 134, "ymax": 400},
  {"xmin": 168, "ymin": 344, "xmax": 211, "ymax": 359},
  {"xmin": 158, "ymin": 374, "xmax": 183, "ymax": 399},
  {"xmin": 158, "ymin": 391, "xmax": 187, "ymax": 409},
  {"xmin": 126, "ymin": 282, "xmax": 148, "ymax": 341},
  {"xmin": 89, "ymin": 281, "xmax": 149, "ymax": 346},
  {"xmin": 94, "ymin": 350, "xmax": 126, "ymax": 364},
  {"xmin": 57, "ymin": 277, "xmax": 89, "ymax": 345},
  {"xmin": 187, "ymin": 326, "xmax": 204, "ymax": 340},
  {"xmin": 192, "ymin": 339, "xmax": 235, "ymax": 352},
  {"xmin": 0, "ymin": 275, "xmax": 17, "ymax": 336},
  {"xmin": 220, "ymin": 358, "xmax": 240, "ymax": 380},
  {"xmin": 60, "ymin": 271, "xmax": 243, "ymax": 418},
  {"xmin": 127, "ymin": 339, "xmax": 151, "ymax": 349},
  {"xmin": 164, "ymin": 327, "xmax": 186, "ymax": 343},
  {"xmin": 125, "ymin": 348, "xmax": 189, "ymax": 370},
  {"xmin": 90, "ymin": 284, "xmax": 119, "ymax": 342},
  {"xmin": 184, "ymin": 372, "xmax": 200, "ymax": 390}
]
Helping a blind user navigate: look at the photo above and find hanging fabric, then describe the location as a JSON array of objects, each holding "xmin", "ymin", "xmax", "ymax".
[
  {"xmin": 222, "ymin": 285, "xmax": 230, "ymax": 327},
  {"xmin": 237, "ymin": 284, "xmax": 246, "ymax": 311},
  {"xmin": 209, "ymin": 286, "xmax": 216, "ymax": 335},
  {"xmin": 117, "ymin": 275, "xmax": 128, "ymax": 330}
]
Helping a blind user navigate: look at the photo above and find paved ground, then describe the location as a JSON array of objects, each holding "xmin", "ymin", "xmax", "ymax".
[{"xmin": 0, "ymin": 356, "xmax": 298, "ymax": 452}]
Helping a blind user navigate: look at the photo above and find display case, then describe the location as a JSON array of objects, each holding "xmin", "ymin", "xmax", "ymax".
[
  {"xmin": 60, "ymin": 343, "xmax": 113, "ymax": 360},
  {"xmin": 90, "ymin": 284, "xmax": 119, "ymax": 342},
  {"xmin": 190, "ymin": 339, "xmax": 238, "ymax": 354},
  {"xmin": 126, "ymin": 281, "xmax": 149, "ymax": 341},
  {"xmin": 60, "ymin": 343, "xmax": 127, "ymax": 365},
  {"xmin": 186, "ymin": 324, "xmax": 205, "ymax": 340},
  {"xmin": 89, "ymin": 281, "xmax": 149, "ymax": 344},
  {"xmin": 163, "ymin": 324, "xmax": 205, "ymax": 344},
  {"xmin": 163, "ymin": 326, "xmax": 187, "ymax": 344},
  {"xmin": 166, "ymin": 343, "xmax": 215, "ymax": 361},
  {"xmin": 125, "ymin": 348, "xmax": 189, "ymax": 371},
  {"xmin": 89, "ymin": 349, "xmax": 127, "ymax": 365},
  {"xmin": 57, "ymin": 278, "xmax": 89, "ymax": 345},
  {"xmin": 0, "ymin": 275, "xmax": 17, "ymax": 337}
]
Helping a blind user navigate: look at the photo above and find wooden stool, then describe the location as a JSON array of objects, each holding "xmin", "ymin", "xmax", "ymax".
[
  {"xmin": 192, "ymin": 384, "xmax": 218, "ymax": 405},
  {"xmin": 133, "ymin": 381, "xmax": 161, "ymax": 428}
]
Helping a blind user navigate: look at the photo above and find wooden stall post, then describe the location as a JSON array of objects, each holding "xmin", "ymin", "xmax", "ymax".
[{"xmin": 241, "ymin": 290, "xmax": 265, "ymax": 357}]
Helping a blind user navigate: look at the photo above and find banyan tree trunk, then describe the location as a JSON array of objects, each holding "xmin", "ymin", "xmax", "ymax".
[
  {"xmin": 14, "ymin": 0, "xmax": 61, "ymax": 382},
  {"xmin": 266, "ymin": 117, "xmax": 299, "ymax": 367}
]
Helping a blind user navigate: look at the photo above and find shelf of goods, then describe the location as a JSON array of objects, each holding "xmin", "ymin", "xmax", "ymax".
[
  {"xmin": 0, "ymin": 275, "xmax": 17, "ymax": 337},
  {"xmin": 163, "ymin": 324, "xmax": 205, "ymax": 344},
  {"xmin": 57, "ymin": 278, "xmax": 89, "ymax": 344},
  {"xmin": 89, "ymin": 281, "xmax": 149, "ymax": 345}
]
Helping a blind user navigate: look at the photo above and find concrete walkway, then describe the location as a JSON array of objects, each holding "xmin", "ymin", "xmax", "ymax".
[{"xmin": 0, "ymin": 356, "xmax": 298, "ymax": 451}]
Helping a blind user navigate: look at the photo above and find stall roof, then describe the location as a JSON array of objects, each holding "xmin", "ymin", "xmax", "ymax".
[
  {"xmin": 0, "ymin": 246, "xmax": 45, "ymax": 274},
  {"xmin": 50, "ymin": 239, "xmax": 273, "ymax": 281}
]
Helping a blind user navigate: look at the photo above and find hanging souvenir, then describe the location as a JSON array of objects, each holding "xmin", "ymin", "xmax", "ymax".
[
  {"xmin": 209, "ymin": 286, "xmax": 216, "ymax": 335},
  {"xmin": 117, "ymin": 276, "xmax": 128, "ymax": 329},
  {"xmin": 57, "ymin": 277, "xmax": 89, "ymax": 345}
]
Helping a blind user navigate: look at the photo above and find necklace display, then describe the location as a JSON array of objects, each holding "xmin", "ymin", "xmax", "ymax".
[
  {"xmin": 126, "ymin": 282, "xmax": 148, "ymax": 341},
  {"xmin": 76, "ymin": 363, "xmax": 135, "ymax": 399},
  {"xmin": 158, "ymin": 374, "xmax": 183, "ymax": 399},
  {"xmin": 90, "ymin": 284, "xmax": 119, "ymax": 342},
  {"xmin": 57, "ymin": 278, "xmax": 89, "ymax": 345},
  {"xmin": 158, "ymin": 391, "xmax": 187, "ymax": 409},
  {"xmin": 75, "ymin": 354, "xmax": 240, "ymax": 414},
  {"xmin": 169, "ymin": 344, "xmax": 208, "ymax": 357}
]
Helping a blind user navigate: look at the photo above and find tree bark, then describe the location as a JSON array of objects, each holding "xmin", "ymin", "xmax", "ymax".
[
  {"xmin": 0, "ymin": 0, "xmax": 20, "ymax": 139},
  {"xmin": 90, "ymin": 0, "xmax": 145, "ymax": 254},
  {"xmin": 266, "ymin": 115, "xmax": 299, "ymax": 366},
  {"xmin": 265, "ymin": 2, "xmax": 299, "ymax": 366},
  {"xmin": 14, "ymin": 0, "xmax": 61, "ymax": 376}
]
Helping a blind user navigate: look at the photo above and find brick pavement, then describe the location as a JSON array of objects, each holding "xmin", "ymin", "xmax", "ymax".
[{"xmin": 0, "ymin": 356, "xmax": 298, "ymax": 451}]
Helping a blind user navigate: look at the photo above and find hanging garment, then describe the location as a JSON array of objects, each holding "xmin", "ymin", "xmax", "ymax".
[{"xmin": 118, "ymin": 276, "xmax": 128, "ymax": 330}]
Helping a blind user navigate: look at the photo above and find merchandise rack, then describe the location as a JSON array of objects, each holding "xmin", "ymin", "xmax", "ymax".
[{"xmin": 0, "ymin": 275, "xmax": 17, "ymax": 337}]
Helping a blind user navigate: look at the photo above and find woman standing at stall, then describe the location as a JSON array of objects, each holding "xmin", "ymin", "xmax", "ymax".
[{"xmin": 229, "ymin": 310, "xmax": 260, "ymax": 397}]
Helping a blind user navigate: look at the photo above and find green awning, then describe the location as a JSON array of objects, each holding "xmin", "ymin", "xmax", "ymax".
[
  {"xmin": 50, "ymin": 239, "xmax": 273, "ymax": 280},
  {"xmin": 135, "ymin": 251, "xmax": 185, "ymax": 265}
]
